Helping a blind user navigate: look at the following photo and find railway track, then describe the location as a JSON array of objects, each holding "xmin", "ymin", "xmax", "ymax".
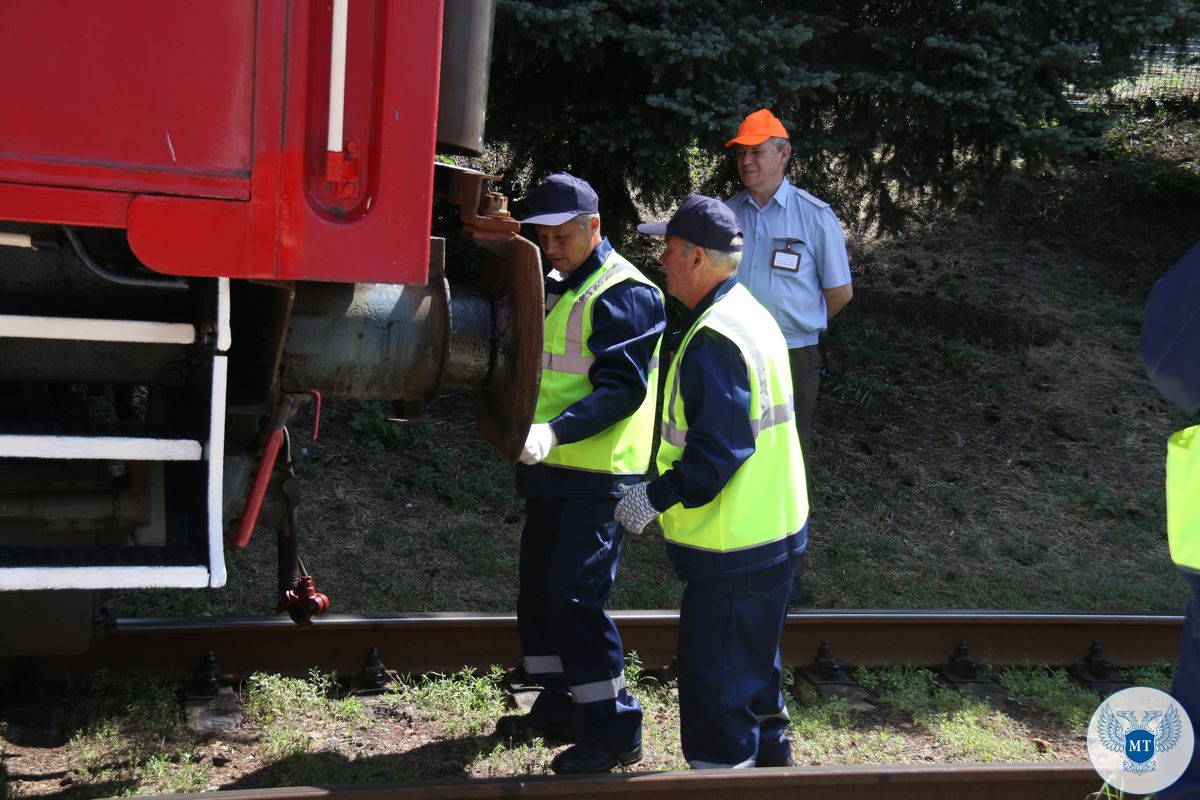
[
  {"xmin": 145, "ymin": 762, "xmax": 1106, "ymax": 800},
  {"xmin": 5, "ymin": 611, "xmax": 1178, "ymax": 799},
  {"xmin": 16, "ymin": 609, "xmax": 1182, "ymax": 681}
]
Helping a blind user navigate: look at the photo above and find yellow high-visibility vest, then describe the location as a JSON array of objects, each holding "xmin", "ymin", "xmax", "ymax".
[
  {"xmin": 656, "ymin": 282, "xmax": 808, "ymax": 550},
  {"xmin": 1167, "ymin": 424, "xmax": 1200, "ymax": 572},
  {"xmin": 534, "ymin": 249, "xmax": 662, "ymax": 474}
]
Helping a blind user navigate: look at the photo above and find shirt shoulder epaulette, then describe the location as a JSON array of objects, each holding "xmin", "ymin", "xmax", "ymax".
[
  {"xmin": 725, "ymin": 192, "xmax": 749, "ymax": 209},
  {"xmin": 793, "ymin": 187, "xmax": 829, "ymax": 209}
]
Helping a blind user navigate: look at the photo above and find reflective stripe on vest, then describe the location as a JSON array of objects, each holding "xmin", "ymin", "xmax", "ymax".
[
  {"xmin": 1167, "ymin": 425, "xmax": 1200, "ymax": 572},
  {"xmin": 535, "ymin": 250, "xmax": 663, "ymax": 475},
  {"xmin": 656, "ymin": 283, "xmax": 808, "ymax": 552},
  {"xmin": 660, "ymin": 308, "xmax": 794, "ymax": 448}
]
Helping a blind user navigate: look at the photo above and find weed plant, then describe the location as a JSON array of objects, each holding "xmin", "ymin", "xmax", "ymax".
[
  {"xmin": 1120, "ymin": 661, "xmax": 1176, "ymax": 693},
  {"xmin": 854, "ymin": 665, "xmax": 943, "ymax": 716},
  {"xmin": 997, "ymin": 666, "xmax": 1100, "ymax": 730},
  {"xmin": 384, "ymin": 665, "xmax": 509, "ymax": 737},
  {"xmin": 922, "ymin": 696, "xmax": 1038, "ymax": 762},
  {"xmin": 852, "ymin": 665, "xmax": 1052, "ymax": 762},
  {"xmin": 245, "ymin": 670, "xmax": 368, "ymax": 763},
  {"xmin": 787, "ymin": 693, "xmax": 911, "ymax": 764},
  {"xmin": 135, "ymin": 751, "xmax": 212, "ymax": 795},
  {"xmin": 40, "ymin": 673, "xmax": 209, "ymax": 796}
]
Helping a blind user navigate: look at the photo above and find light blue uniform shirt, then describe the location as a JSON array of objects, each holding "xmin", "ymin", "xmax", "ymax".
[{"xmin": 725, "ymin": 178, "xmax": 852, "ymax": 348}]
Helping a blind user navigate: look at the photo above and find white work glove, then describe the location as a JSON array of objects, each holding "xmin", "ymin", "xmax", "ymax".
[
  {"xmin": 615, "ymin": 481, "xmax": 659, "ymax": 534},
  {"xmin": 519, "ymin": 423, "xmax": 558, "ymax": 465}
]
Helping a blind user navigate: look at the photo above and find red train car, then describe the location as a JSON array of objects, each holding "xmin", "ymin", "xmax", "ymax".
[{"xmin": 0, "ymin": 0, "xmax": 541, "ymax": 654}]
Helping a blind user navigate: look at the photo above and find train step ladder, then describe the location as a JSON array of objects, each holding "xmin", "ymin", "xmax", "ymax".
[{"xmin": 0, "ymin": 278, "xmax": 230, "ymax": 590}]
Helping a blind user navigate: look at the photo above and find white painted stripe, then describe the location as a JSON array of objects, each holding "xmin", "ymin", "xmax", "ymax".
[
  {"xmin": 327, "ymin": 0, "xmax": 348, "ymax": 152},
  {"xmin": 206, "ymin": 356, "xmax": 229, "ymax": 587},
  {"xmin": 0, "ymin": 566, "xmax": 211, "ymax": 590},
  {"xmin": 0, "ymin": 315, "xmax": 196, "ymax": 344},
  {"xmin": 0, "ymin": 435, "xmax": 202, "ymax": 461},
  {"xmin": 0, "ymin": 232, "xmax": 34, "ymax": 249},
  {"xmin": 217, "ymin": 278, "xmax": 232, "ymax": 352}
]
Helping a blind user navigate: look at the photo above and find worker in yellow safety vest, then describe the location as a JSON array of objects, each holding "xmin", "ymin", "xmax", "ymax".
[
  {"xmin": 497, "ymin": 173, "xmax": 666, "ymax": 775},
  {"xmin": 1142, "ymin": 241, "xmax": 1200, "ymax": 799},
  {"xmin": 616, "ymin": 194, "xmax": 808, "ymax": 769}
]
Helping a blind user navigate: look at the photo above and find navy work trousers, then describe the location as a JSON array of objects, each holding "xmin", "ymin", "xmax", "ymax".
[
  {"xmin": 516, "ymin": 494, "xmax": 642, "ymax": 749},
  {"xmin": 1160, "ymin": 569, "xmax": 1200, "ymax": 799},
  {"xmin": 677, "ymin": 557, "xmax": 794, "ymax": 768}
]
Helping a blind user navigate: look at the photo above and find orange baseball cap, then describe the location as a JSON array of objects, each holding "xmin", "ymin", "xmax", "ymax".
[{"xmin": 724, "ymin": 108, "xmax": 790, "ymax": 147}]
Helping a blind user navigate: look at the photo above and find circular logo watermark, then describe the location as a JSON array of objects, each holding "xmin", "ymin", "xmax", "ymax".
[{"xmin": 1087, "ymin": 686, "xmax": 1195, "ymax": 795}]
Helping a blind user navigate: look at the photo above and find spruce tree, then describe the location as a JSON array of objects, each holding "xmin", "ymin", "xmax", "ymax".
[{"xmin": 486, "ymin": 0, "xmax": 1199, "ymax": 232}]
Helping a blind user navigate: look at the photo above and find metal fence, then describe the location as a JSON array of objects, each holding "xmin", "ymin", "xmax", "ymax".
[
  {"xmin": 1109, "ymin": 39, "xmax": 1200, "ymax": 101},
  {"xmin": 1070, "ymin": 38, "xmax": 1200, "ymax": 107},
  {"xmin": 1068, "ymin": 39, "xmax": 1200, "ymax": 106}
]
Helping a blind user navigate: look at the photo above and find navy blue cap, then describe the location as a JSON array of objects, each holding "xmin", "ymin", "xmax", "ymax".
[
  {"xmin": 637, "ymin": 194, "xmax": 743, "ymax": 252},
  {"xmin": 519, "ymin": 172, "xmax": 600, "ymax": 226}
]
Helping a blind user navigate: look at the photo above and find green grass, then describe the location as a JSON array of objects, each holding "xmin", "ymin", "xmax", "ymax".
[
  {"xmin": 854, "ymin": 665, "xmax": 943, "ymax": 716},
  {"xmin": 244, "ymin": 670, "xmax": 369, "ymax": 763},
  {"xmin": 346, "ymin": 401, "xmax": 423, "ymax": 450},
  {"xmin": 825, "ymin": 373, "xmax": 902, "ymax": 408},
  {"xmin": 385, "ymin": 665, "xmax": 508, "ymax": 737},
  {"xmin": 937, "ymin": 337, "xmax": 986, "ymax": 369},
  {"xmin": 132, "ymin": 752, "xmax": 213, "ymax": 795},
  {"xmin": 1058, "ymin": 477, "xmax": 1164, "ymax": 524},
  {"xmin": 921, "ymin": 694, "xmax": 1039, "ymax": 762},
  {"xmin": 1120, "ymin": 661, "xmax": 1176, "ymax": 693},
  {"xmin": 848, "ymin": 666, "xmax": 1045, "ymax": 762},
  {"xmin": 787, "ymin": 695, "xmax": 911, "ymax": 764},
  {"xmin": 43, "ymin": 674, "xmax": 211, "ymax": 797},
  {"xmin": 996, "ymin": 666, "xmax": 1100, "ymax": 730}
]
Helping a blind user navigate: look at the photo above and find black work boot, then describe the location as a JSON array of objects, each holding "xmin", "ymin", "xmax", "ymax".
[
  {"xmin": 495, "ymin": 713, "xmax": 579, "ymax": 743},
  {"xmin": 550, "ymin": 741, "xmax": 642, "ymax": 774}
]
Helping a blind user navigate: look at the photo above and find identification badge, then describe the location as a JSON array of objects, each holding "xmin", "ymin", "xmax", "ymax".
[{"xmin": 771, "ymin": 248, "xmax": 800, "ymax": 272}]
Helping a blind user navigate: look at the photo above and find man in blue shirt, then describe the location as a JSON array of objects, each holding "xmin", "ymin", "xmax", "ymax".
[
  {"xmin": 725, "ymin": 108, "xmax": 853, "ymax": 601},
  {"xmin": 498, "ymin": 173, "xmax": 666, "ymax": 774},
  {"xmin": 725, "ymin": 108, "xmax": 852, "ymax": 483}
]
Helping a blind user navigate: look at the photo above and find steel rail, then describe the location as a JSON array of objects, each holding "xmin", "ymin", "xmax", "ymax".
[
  {"xmin": 19, "ymin": 610, "xmax": 1182, "ymax": 681},
  {"xmin": 141, "ymin": 762, "xmax": 1104, "ymax": 800}
]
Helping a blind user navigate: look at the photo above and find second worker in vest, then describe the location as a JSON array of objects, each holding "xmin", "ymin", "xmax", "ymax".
[
  {"xmin": 499, "ymin": 172, "xmax": 667, "ymax": 774},
  {"xmin": 617, "ymin": 194, "xmax": 809, "ymax": 768}
]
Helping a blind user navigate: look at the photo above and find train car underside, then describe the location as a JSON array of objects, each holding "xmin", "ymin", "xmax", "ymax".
[
  {"xmin": 0, "ymin": 168, "xmax": 541, "ymax": 657},
  {"xmin": 0, "ymin": 0, "xmax": 539, "ymax": 657}
]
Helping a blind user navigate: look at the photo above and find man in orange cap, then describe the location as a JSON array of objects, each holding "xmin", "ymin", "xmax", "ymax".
[{"xmin": 724, "ymin": 108, "xmax": 852, "ymax": 604}]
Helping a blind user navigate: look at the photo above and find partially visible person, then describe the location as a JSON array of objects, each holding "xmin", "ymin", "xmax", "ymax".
[
  {"xmin": 723, "ymin": 107, "xmax": 853, "ymax": 604},
  {"xmin": 1142, "ymin": 242, "xmax": 1200, "ymax": 799},
  {"xmin": 498, "ymin": 172, "xmax": 666, "ymax": 775},
  {"xmin": 1159, "ymin": 426, "xmax": 1200, "ymax": 799},
  {"xmin": 616, "ymin": 194, "xmax": 808, "ymax": 768}
]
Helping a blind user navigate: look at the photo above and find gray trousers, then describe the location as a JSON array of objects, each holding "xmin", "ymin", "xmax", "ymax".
[
  {"xmin": 788, "ymin": 345, "xmax": 821, "ymax": 585},
  {"xmin": 788, "ymin": 345, "xmax": 821, "ymax": 495}
]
